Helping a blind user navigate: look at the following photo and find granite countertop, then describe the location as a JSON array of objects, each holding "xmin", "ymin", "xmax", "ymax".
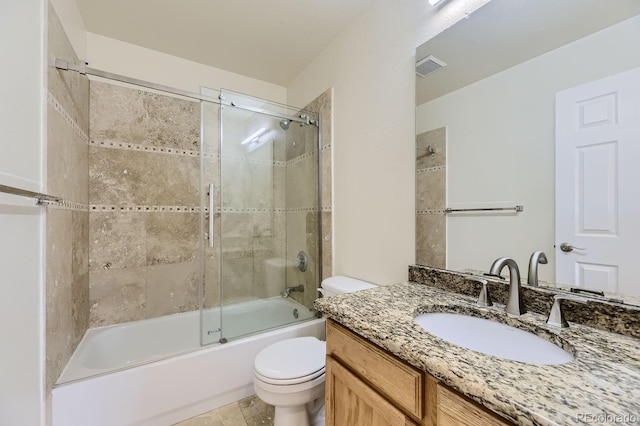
[{"xmin": 314, "ymin": 282, "xmax": 640, "ymax": 426}]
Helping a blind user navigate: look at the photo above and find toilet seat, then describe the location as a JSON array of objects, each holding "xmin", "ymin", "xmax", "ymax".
[
  {"xmin": 254, "ymin": 337, "xmax": 326, "ymax": 384},
  {"xmin": 254, "ymin": 367, "xmax": 325, "ymax": 385}
]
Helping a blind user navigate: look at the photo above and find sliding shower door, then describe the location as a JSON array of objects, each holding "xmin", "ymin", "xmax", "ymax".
[
  {"xmin": 215, "ymin": 90, "xmax": 321, "ymax": 343},
  {"xmin": 200, "ymin": 91, "xmax": 223, "ymax": 346}
]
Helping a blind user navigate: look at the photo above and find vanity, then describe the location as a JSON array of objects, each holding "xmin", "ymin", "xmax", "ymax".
[{"xmin": 314, "ymin": 272, "xmax": 640, "ymax": 425}]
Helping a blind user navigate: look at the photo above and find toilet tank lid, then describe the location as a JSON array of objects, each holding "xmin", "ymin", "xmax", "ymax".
[{"xmin": 321, "ymin": 275, "xmax": 376, "ymax": 294}]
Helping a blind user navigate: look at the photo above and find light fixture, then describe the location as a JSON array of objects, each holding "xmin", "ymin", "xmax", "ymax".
[
  {"xmin": 428, "ymin": 0, "xmax": 444, "ymax": 5},
  {"xmin": 241, "ymin": 127, "xmax": 266, "ymax": 145}
]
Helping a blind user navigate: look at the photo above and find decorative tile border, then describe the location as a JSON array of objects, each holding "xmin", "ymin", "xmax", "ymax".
[
  {"xmin": 89, "ymin": 138, "xmax": 327, "ymax": 169},
  {"xmin": 89, "ymin": 204, "xmax": 324, "ymax": 214},
  {"xmin": 47, "ymin": 200, "xmax": 89, "ymax": 212},
  {"xmin": 90, "ymin": 139, "xmax": 201, "ymax": 158},
  {"xmin": 416, "ymin": 209, "xmax": 445, "ymax": 215},
  {"xmin": 287, "ymin": 150, "xmax": 320, "ymax": 166},
  {"xmin": 90, "ymin": 204, "xmax": 209, "ymax": 213},
  {"xmin": 417, "ymin": 165, "xmax": 446, "ymax": 174},
  {"xmin": 47, "ymin": 91, "xmax": 89, "ymax": 143}
]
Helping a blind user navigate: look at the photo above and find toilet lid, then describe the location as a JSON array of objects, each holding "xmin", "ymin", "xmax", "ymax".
[{"xmin": 254, "ymin": 337, "xmax": 326, "ymax": 381}]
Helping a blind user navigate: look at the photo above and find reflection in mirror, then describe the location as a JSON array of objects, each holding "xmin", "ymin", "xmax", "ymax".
[{"xmin": 415, "ymin": 0, "xmax": 640, "ymax": 303}]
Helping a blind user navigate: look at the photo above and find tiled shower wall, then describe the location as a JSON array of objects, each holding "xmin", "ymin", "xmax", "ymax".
[
  {"xmin": 87, "ymin": 84, "xmax": 332, "ymax": 325},
  {"xmin": 416, "ymin": 127, "xmax": 446, "ymax": 268},
  {"xmin": 288, "ymin": 89, "xmax": 333, "ymax": 309},
  {"xmin": 88, "ymin": 81, "xmax": 203, "ymax": 326},
  {"xmin": 46, "ymin": 4, "xmax": 90, "ymax": 390}
]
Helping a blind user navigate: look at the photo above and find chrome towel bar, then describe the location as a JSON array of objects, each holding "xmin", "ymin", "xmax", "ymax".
[
  {"xmin": 445, "ymin": 205, "xmax": 523, "ymax": 213},
  {"xmin": 0, "ymin": 184, "xmax": 64, "ymax": 205}
]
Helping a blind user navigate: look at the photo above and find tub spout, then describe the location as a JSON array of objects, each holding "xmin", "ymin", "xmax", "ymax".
[{"xmin": 281, "ymin": 285, "xmax": 305, "ymax": 298}]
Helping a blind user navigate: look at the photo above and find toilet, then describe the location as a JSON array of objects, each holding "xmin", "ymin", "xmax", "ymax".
[{"xmin": 253, "ymin": 276, "xmax": 377, "ymax": 426}]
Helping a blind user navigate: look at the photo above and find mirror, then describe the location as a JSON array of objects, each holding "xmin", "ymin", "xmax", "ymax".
[{"xmin": 415, "ymin": 0, "xmax": 640, "ymax": 303}]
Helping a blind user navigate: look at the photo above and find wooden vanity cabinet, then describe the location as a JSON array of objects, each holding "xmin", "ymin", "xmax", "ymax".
[{"xmin": 325, "ymin": 319, "xmax": 512, "ymax": 426}]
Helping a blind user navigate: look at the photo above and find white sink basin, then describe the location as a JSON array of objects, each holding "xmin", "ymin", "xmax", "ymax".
[{"xmin": 415, "ymin": 312, "xmax": 573, "ymax": 365}]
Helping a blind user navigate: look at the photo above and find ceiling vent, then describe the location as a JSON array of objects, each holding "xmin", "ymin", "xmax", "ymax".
[{"xmin": 416, "ymin": 55, "xmax": 446, "ymax": 78}]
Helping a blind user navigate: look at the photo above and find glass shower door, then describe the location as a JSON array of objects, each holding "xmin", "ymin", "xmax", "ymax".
[{"xmin": 218, "ymin": 89, "xmax": 320, "ymax": 342}]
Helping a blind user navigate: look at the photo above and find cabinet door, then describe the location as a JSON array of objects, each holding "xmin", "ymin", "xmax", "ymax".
[{"xmin": 326, "ymin": 356, "xmax": 418, "ymax": 426}]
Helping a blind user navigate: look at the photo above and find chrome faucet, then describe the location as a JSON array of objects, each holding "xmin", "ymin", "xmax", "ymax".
[
  {"xmin": 281, "ymin": 285, "xmax": 304, "ymax": 298},
  {"xmin": 489, "ymin": 257, "xmax": 525, "ymax": 315},
  {"xmin": 527, "ymin": 251, "xmax": 548, "ymax": 287}
]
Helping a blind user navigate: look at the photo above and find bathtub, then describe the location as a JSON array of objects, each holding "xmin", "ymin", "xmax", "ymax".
[{"xmin": 52, "ymin": 297, "xmax": 325, "ymax": 426}]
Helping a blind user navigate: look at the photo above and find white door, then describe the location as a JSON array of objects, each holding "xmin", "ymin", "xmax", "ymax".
[{"xmin": 556, "ymin": 67, "xmax": 640, "ymax": 297}]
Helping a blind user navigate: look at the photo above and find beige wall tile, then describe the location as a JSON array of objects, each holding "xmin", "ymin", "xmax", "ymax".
[
  {"xmin": 416, "ymin": 169, "xmax": 446, "ymax": 211},
  {"xmin": 89, "ymin": 211, "xmax": 146, "ymax": 271},
  {"xmin": 47, "ymin": 105, "xmax": 89, "ymax": 204},
  {"xmin": 416, "ymin": 214, "xmax": 446, "ymax": 268},
  {"xmin": 89, "ymin": 268, "xmax": 146, "ymax": 326},
  {"xmin": 146, "ymin": 261, "xmax": 199, "ymax": 318},
  {"xmin": 321, "ymin": 147, "xmax": 332, "ymax": 209},
  {"xmin": 146, "ymin": 212, "xmax": 199, "ymax": 265},
  {"xmin": 321, "ymin": 212, "xmax": 332, "ymax": 279},
  {"xmin": 46, "ymin": 209, "xmax": 74, "ymax": 389},
  {"xmin": 90, "ymin": 81, "xmax": 199, "ymax": 150},
  {"xmin": 89, "ymin": 146, "xmax": 199, "ymax": 206}
]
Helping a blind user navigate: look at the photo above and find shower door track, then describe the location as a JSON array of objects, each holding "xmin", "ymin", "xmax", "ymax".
[{"xmin": 54, "ymin": 58, "xmax": 313, "ymax": 125}]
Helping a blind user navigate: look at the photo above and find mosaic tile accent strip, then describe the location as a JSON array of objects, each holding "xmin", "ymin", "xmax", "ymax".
[
  {"xmin": 46, "ymin": 200, "xmax": 89, "ymax": 212},
  {"xmin": 47, "ymin": 91, "xmax": 89, "ymax": 143},
  {"xmin": 417, "ymin": 165, "xmax": 446, "ymax": 174},
  {"xmin": 416, "ymin": 209, "xmax": 445, "ymax": 215},
  {"xmin": 89, "ymin": 205, "xmax": 323, "ymax": 214},
  {"xmin": 90, "ymin": 138, "xmax": 200, "ymax": 158},
  {"xmin": 286, "ymin": 149, "xmax": 320, "ymax": 166}
]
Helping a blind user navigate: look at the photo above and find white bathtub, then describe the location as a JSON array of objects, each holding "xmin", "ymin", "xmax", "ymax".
[{"xmin": 52, "ymin": 297, "xmax": 325, "ymax": 426}]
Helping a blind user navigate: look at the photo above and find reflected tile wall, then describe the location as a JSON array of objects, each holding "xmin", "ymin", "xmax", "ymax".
[
  {"xmin": 416, "ymin": 127, "xmax": 446, "ymax": 268},
  {"xmin": 45, "ymin": 3, "xmax": 90, "ymax": 391},
  {"xmin": 88, "ymin": 81, "xmax": 202, "ymax": 327}
]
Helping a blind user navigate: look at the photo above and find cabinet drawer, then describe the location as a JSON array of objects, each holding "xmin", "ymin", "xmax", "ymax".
[
  {"xmin": 437, "ymin": 384, "xmax": 512, "ymax": 426},
  {"xmin": 326, "ymin": 319, "xmax": 424, "ymax": 419}
]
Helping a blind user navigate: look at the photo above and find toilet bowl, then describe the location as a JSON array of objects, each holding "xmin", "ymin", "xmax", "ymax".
[{"xmin": 253, "ymin": 276, "xmax": 376, "ymax": 426}]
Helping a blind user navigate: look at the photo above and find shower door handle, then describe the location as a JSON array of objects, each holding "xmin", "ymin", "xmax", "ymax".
[{"xmin": 208, "ymin": 184, "xmax": 215, "ymax": 248}]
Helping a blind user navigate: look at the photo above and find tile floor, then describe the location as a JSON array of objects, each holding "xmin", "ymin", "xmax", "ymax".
[{"xmin": 173, "ymin": 395, "xmax": 274, "ymax": 426}]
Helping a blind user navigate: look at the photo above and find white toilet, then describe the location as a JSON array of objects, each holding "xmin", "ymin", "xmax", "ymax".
[{"xmin": 253, "ymin": 276, "xmax": 377, "ymax": 426}]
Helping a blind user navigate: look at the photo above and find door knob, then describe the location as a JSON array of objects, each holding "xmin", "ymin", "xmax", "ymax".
[{"xmin": 559, "ymin": 243, "xmax": 586, "ymax": 253}]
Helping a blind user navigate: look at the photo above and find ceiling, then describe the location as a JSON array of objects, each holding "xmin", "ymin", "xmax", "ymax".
[
  {"xmin": 75, "ymin": 0, "xmax": 374, "ymax": 87},
  {"xmin": 416, "ymin": 0, "xmax": 640, "ymax": 105}
]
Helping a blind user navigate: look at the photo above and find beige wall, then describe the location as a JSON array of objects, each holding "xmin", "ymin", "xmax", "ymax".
[
  {"xmin": 86, "ymin": 33, "xmax": 287, "ymax": 104},
  {"xmin": 286, "ymin": 0, "xmax": 490, "ymax": 285},
  {"xmin": 416, "ymin": 15, "xmax": 640, "ymax": 283}
]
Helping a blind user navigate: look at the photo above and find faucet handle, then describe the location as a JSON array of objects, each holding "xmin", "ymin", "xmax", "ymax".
[
  {"xmin": 467, "ymin": 277, "xmax": 493, "ymax": 307},
  {"xmin": 546, "ymin": 294, "xmax": 588, "ymax": 328}
]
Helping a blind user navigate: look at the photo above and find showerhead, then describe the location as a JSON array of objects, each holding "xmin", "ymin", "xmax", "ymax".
[{"xmin": 279, "ymin": 119, "xmax": 291, "ymax": 130}]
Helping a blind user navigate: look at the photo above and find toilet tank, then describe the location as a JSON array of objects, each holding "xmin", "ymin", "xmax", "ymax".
[{"xmin": 320, "ymin": 275, "xmax": 376, "ymax": 297}]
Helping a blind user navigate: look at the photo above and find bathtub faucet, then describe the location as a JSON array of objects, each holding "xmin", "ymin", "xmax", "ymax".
[{"xmin": 281, "ymin": 285, "xmax": 305, "ymax": 298}]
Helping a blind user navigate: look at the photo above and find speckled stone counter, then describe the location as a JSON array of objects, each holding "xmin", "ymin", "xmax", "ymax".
[{"xmin": 314, "ymin": 283, "xmax": 640, "ymax": 426}]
